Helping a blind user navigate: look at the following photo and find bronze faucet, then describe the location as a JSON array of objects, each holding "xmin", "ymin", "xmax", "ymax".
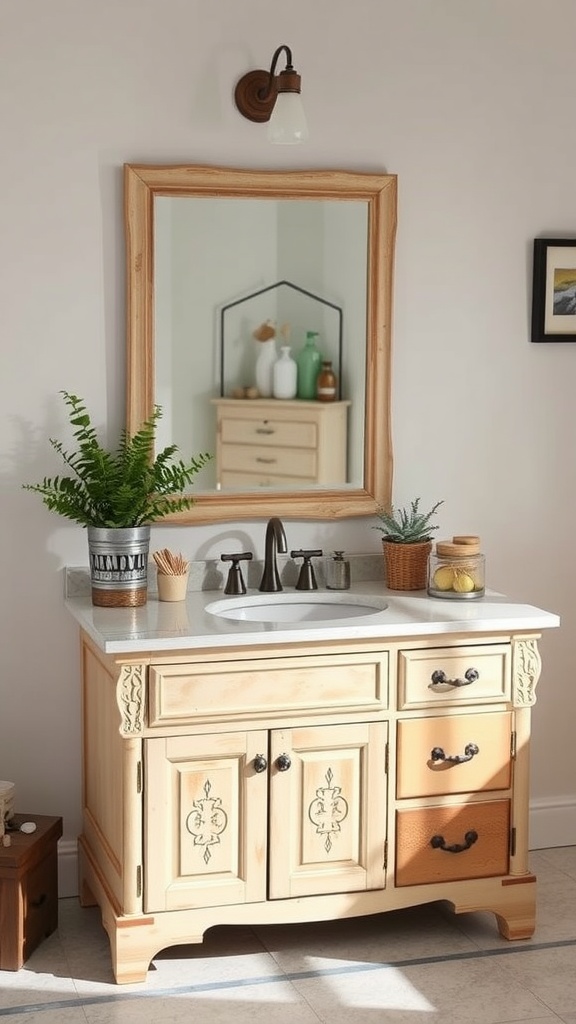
[{"xmin": 258, "ymin": 517, "xmax": 287, "ymax": 592}]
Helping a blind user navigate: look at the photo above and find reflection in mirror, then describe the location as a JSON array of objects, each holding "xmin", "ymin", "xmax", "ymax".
[
  {"xmin": 154, "ymin": 197, "xmax": 367, "ymax": 491},
  {"xmin": 125, "ymin": 165, "xmax": 396, "ymax": 524}
]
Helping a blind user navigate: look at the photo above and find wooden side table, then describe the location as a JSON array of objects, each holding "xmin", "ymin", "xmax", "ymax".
[{"xmin": 0, "ymin": 814, "xmax": 63, "ymax": 971}]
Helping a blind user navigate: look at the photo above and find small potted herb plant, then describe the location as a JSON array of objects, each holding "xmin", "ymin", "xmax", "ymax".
[
  {"xmin": 373, "ymin": 498, "xmax": 444, "ymax": 591},
  {"xmin": 24, "ymin": 391, "xmax": 211, "ymax": 607}
]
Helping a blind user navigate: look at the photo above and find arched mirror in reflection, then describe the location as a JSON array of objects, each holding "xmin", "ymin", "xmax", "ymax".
[{"xmin": 125, "ymin": 164, "xmax": 397, "ymax": 524}]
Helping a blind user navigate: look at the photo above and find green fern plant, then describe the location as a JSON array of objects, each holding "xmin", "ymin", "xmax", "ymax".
[
  {"xmin": 373, "ymin": 498, "xmax": 444, "ymax": 543},
  {"xmin": 23, "ymin": 391, "xmax": 212, "ymax": 528}
]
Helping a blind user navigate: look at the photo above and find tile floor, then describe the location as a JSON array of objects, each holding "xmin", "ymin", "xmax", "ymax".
[{"xmin": 1, "ymin": 847, "xmax": 575, "ymax": 1023}]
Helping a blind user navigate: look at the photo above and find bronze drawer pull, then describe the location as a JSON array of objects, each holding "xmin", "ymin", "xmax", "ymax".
[
  {"xmin": 431, "ymin": 743, "xmax": 479, "ymax": 765},
  {"xmin": 275, "ymin": 753, "xmax": 292, "ymax": 771},
  {"xmin": 256, "ymin": 457, "xmax": 277, "ymax": 464},
  {"xmin": 253, "ymin": 754, "xmax": 268, "ymax": 773},
  {"xmin": 255, "ymin": 426, "xmax": 275, "ymax": 435},
  {"xmin": 429, "ymin": 667, "xmax": 479, "ymax": 689},
  {"xmin": 430, "ymin": 830, "xmax": 478, "ymax": 854}
]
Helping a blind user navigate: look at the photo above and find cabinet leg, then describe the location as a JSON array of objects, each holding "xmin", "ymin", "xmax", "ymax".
[
  {"xmin": 99, "ymin": 910, "xmax": 155, "ymax": 984},
  {"xmin": 111, "ymin": 951, "xmax": 152, "ymax": 985},
  {"xmin": 494, "ymin": 875, "xmax": 537, "ymax": 940},
  {"xmin": 109, "ymin": 926, "xmax": 208, "ymax": 984},
  {"xmin": 494, "ymin": 912, "xmax": 535, "ymax": 941},
  {"xmin": 451, "ymin": 875, "xmax": 537, "ymax": 941}
]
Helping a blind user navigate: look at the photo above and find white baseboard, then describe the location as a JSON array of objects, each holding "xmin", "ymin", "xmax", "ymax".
[
  {"xmin": 56, "ymin": 796, "xmax": 576, "ymax": 899},
  {"xmin": 529, "ymin": 794, "xmax": 576, "ymax": 850}
]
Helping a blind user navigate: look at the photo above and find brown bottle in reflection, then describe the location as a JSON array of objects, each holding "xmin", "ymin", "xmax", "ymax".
[{"xmin": 316, "ymin": 360, "xmax": 337, "ymax": 402}]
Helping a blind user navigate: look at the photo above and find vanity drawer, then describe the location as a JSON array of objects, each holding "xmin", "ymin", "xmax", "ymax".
[
  {"xmin": 220, "ymin": 444, "xmax": 317, "ymax": 480},
  {"xmin": 396, "ymin": 711, "xmax": 512, "ymax": 798},
  {"xmin": 148, "ymin": 652, "xmax": 389, "ymax": 726},
  {"xmin": 395, "ymin": 799, "xmax": 510, "ymax": 886},
  {"xmin": 398, "ymin": 644, "xmax": 511, "ymax": 709},
  {"xmin": 221, "ymin": 417, "xmax": 317, "ymax": 449},
  {"xmin": 220, "ymin": 471, "xmax": 313, "ymax": 488}
]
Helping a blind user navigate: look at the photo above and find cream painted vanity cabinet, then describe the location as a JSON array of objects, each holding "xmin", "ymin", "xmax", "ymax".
[
  {"xmin": 211, "ymin": 398, "xmax": 351, "ymax": 488},
  {"xmin": 68, "ymin": 588, "xmax": 559, "ymax": 984}
]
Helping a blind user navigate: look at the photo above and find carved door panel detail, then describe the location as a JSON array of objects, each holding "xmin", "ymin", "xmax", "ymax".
[
  {"xmin": 269, "ymin": 722, "xmax": 388, "ymax": 899},
  {"xmin": 144, "ymin": 730, "xmax": 268, "ymax": 912},
  {"xmin": 185, "ymin": 778, "xmax": 229, "ymax": 864},
  {"xmin": 308, "ymin": 767, "xmax": 350, "ymax": 853}
]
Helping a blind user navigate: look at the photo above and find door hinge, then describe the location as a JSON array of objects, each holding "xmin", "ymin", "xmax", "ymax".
[
  {"xmin": 136, "ymin": 760, "xmax": 142, "ymax": 794},
  {"xmin": 136, "ymin": 864, "xmax": 142, "ymax": 898},
  {"xmin": 510, "ymin": 731, "xmax": 517, "ymax": 760},
  {"xmin": 509, "ymin": 827, "xmax": 517, "ymax": 857},
  {"xmin": 384, "ymin": 742, "xmax": 389, "ymax": 774},
  {"xmin": 383, "ymin": 838, "xmax": 388, "ymax": 869}
]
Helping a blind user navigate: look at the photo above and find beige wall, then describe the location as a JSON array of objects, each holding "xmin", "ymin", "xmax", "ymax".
[{"xmin": 1, "ymin": 0, "xmax": 575, "ymax": 886}]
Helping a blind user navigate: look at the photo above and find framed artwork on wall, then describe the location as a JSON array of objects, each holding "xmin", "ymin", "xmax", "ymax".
[{"xmin": 531, "ymin": 237, "xmax": 576, "ymax": 343}]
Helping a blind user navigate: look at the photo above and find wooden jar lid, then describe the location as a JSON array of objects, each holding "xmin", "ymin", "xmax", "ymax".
[{"xmin": 436, "ymin": 537, "xmax": 481, "ymax": 557}]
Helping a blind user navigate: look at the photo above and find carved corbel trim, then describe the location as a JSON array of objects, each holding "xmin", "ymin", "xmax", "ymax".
[
  {"xmin": 512, "ymin": 637, "xmax": 541, "ymax": 707},
  {"xmin": 116, "ymin": 664, "xmax": 145, "ymax": 735}
]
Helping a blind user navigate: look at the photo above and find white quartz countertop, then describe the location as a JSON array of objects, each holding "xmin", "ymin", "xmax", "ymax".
[{"xmin": 65, "ymin": 582, "xmax": 560, "ymax": 655}]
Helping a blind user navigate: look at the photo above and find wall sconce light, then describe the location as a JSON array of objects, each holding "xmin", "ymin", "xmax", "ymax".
[{"xmin": 234, "ymin": 44, "xmax": 309, "ymax": 145}]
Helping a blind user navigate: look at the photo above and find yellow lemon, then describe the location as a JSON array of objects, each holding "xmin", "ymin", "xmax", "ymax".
[
  {"xmin": 453, "ymin": 572, "xmax": 475, "ymax": 593},
  {"xmin": 433, "ymin": 566, "xmax": 455, "ymax": 591}
]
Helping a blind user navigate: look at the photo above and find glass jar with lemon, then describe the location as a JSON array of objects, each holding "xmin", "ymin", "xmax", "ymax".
[{"xmin": 428, "ymin": 536, "xmax": 485, "ymax": 599}]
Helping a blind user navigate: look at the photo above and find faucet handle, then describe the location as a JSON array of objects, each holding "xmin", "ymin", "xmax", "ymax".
[
  {"xmin": 290, "ymin": 549, "xmax": 323, "ymax": 591},
  {"xmin": 221, "ymin": 552, "xmax": 253, "ymax": 595}
]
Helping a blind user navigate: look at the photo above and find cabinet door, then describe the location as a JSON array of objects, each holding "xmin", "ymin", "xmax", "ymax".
[
  {"xmin": 144, "ymin": 730, "xmax": 268, "ymax": 912},
  {"xmin": 269, "ymin": 722, "xmax": 388, "ymax": 899}
]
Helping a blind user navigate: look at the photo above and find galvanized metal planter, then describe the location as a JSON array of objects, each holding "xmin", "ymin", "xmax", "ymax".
[{"xmin": 87, "ymin": 526, "xmax": 150, "ymax": 607}]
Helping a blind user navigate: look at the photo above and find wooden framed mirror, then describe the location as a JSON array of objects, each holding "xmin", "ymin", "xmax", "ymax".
[{"xmin": 125, "ymin": 164, "xmax": 396, "ymax": 524}]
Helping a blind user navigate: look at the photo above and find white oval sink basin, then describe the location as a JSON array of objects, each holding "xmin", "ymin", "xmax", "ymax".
[{"xmin": 205, "ymin": 592, "xmax": 388, "ymax": 625}]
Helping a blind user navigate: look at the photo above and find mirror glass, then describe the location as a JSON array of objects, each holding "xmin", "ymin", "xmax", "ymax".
[{"xmin": 125, "ymin": 165, "xmax": 396, "ymax": 524}]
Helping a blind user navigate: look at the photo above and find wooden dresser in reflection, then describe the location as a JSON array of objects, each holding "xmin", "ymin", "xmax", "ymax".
[{"xmin": 211, "ymin": 398, "xmax": 350, "ymax": 489}]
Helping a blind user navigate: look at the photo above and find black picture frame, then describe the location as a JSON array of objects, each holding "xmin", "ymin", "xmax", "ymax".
[{"xmin": 531, "ymin": 237, "xmax": 576, "ymax": 343}]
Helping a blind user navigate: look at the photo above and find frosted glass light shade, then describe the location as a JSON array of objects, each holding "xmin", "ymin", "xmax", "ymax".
[{"xmin": 267, "ymin": 93, "xmax": 309, "ymax": 145}]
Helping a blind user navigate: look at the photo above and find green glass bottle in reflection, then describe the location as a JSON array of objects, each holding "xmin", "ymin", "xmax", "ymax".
[{"xmin": 296, "ymin": 331, "xmax": 322, "ymax": 400}]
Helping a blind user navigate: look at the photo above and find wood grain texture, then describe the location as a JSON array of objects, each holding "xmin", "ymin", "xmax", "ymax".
[
  {"xmin": 395, "ymin": 800, "xmax": 510, "ymax": 886},
  {"xmin": 124, "ymin": 164, "xmax": 396, "ymax": 524},
  {"xmin": 76, "ymin": 629, "xmax": 542, "ymax": 983},
  {"xmin": 213, "ymin": 398, "xmax": 349, "ymax": 488},
  {"xmin": 0, "ymin": 815, "xmax": 62, "ymax": 971}
]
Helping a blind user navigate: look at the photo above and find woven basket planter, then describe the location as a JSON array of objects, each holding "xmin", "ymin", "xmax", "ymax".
[{"xmin": 382, "ymin": 540, "xmax": 432, "ymax": 591}]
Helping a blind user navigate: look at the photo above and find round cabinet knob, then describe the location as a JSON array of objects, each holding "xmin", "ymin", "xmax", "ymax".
[
  {"xmin": 275, "ymin": 753, "xmax": 292, "ymax": 772},
  {"xmin": 253, "ymin": 754, "xmax": 268, "ymax": 773},
  {"xmin": 431, "ymin": 670, "xmax": 447, "ymax": 686}
]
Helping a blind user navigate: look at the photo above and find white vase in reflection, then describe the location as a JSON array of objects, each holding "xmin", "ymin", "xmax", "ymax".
[
  {"xmin": 272, "ymin": 346, "xmax": 297, "ymax": 399},
  {"xmin": 255, "ymin": 338, "xmax": 277, "ymax": 397}
]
